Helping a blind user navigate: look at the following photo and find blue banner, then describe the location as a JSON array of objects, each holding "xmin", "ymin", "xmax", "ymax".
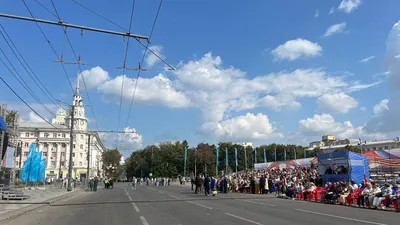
[
  {"xmin": 184, "ymin": 146, "xmax": 187, "ymax": 175},
  {"xmin": 254, "ymin": 148, "xmax": 257, "ymax": 164},
  {"xmin": 38, "ymin": 159, "xmax": 47, "ymax": 182},
  {"xmin": 264, "ymin": 149, "xmax": 267, "ymax": 163},
  {"xmin": 29, "ymin": 151, "xmax": 42, "ymax": 182},
  {"xmin": 284, "ymin": 148, "xmax": 287, "ymax": 161},
  {"xmin": 216, "ymin": 147, "xmax": 219, "ymax": 167},
  {"xmin": 19, "ymin": 143, "xmax": 36, "ymax": 182},
  {"xmin": 225, "ymin": 147, "xmax": 228, "ymax": 168},
  {"xmin": 235, "ymin": 147, "xmax": 238, "ymax": 167}
]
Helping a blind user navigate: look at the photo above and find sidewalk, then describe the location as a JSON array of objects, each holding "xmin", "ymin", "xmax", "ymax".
[{"xmin": 0, "ymin": 186, "xmax": 83, "ymax": 222}]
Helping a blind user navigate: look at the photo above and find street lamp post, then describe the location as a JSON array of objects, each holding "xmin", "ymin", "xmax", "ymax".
[{"xmin": 67, "ymin": 104, "xmax": 75, "ymax": 192}]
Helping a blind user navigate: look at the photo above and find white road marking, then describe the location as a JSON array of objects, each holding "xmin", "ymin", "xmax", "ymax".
[
  {"xmin": 224, "ymin": 213, "xmax": 265, "ymax": 225},
  {"xmin": 125, "ymin": 188, "xmax": 140, "ymax": 212},
  {"xmin": 187, "ymin": 201, "xmax": 213, "ymax": 210},
  {"xmin": 132, "ymin": 202, "xmax": 140, "ymax": 212},
  {"xmin": 236, "ymin": 199, "xmax": 276, "ymax": 207},
  {"xmin": 167, "ymin": 194, "xmax": 180, "ymax": 199},
  {"xmin": 294, "ymin": 209, "xmax": 387, "ymax": 225},
  {"xmin": 140, "ymin": 216, "xmax": 150, "ymax": 225}
]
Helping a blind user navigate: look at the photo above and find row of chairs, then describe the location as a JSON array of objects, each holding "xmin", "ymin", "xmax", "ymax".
[{"xmin": 296, "ymin": 187, "xmax": 399, "ymax": 211}]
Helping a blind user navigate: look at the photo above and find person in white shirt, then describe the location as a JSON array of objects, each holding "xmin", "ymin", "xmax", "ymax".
[{"xmin": 132, "ymin": 177, "xmax": 137, "ymax": 190}]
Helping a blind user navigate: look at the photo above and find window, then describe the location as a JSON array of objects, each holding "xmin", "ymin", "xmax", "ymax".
[
  {"xmin": 44, "ymin": 133, "xmax": 49, "ymax": 138},
  {"xmin": 23, "ymin": 152, "xmax": 28, "ymax": 156},
  {"xmin": 73, "ymin": 144, "xmax": 76, "ymax": 149},
  {"xmin": 384, "ymin": 146, "xmax": 389, "ymax": 150},
  {"xmin": 72, "ymin": 153, "xmax": 75, "ymax": 157},
  {"xmin": 80, "ymin": 153, "xmax": 83, "ymax": 158},
  {"xmin": 373, "ymin": 147, "xmax": 377, "ymax": 150},
  {"xmin": 61, "ymin": 152, "xmax": 65, "ymax": 157},
  {"xmin": 62, "ymin": 133, "xmax": 66, "ymax": 138},
  {"xmin": 72, "ymin": 161, "xmax": 75, "ymax": 166},
  {"xmin": 43, "ymin": 152, "xmax": 47, "ymax": 157},
  {"xmin": 24, "ymin": 142, "xmax": 29, "ymax": 147},
  {"xmin": 53, "ymin": 133, "xmax": 57, "ymax": 138},
  {"xmin": 51, "ymin": 161, "xmax": 56, "ymax": 167},
  {"xmin": 80, "ymin": 144, "xmax": 83, "ymax": 149},
  {"xmin": 44, "ymin": 143, "xmax": 49, "ymax": 147},
  {"xmin": 81, "ymin": 135, "xmax": 84, "ymax": 140},
  {"xmin": 79, "ymin": 162, "xmax": 82, "ymax": 167},
  {"xmin": 25, "ymin": 132, "xmax": 30, "ymax": 137},
  {"xmin": 62, "ymin": 143, "xmax": 66, "ymax": 148},
  {"xmin": 53, "ymin": 143, "xmax": 57, "ymax": 148},
  {"xmin": 61, "ymin": 162, "xmax": 65, "ymax": 166}
]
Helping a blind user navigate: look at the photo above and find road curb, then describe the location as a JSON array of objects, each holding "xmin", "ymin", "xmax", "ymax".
[{"xmin": 0, "ymin": 189, "xmax": 85, "ymax": 224}]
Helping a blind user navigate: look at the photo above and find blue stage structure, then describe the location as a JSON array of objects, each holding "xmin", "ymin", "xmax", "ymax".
[{"xmin": 317, "ymin": 151, "xmax": 369, "ymax": 185}]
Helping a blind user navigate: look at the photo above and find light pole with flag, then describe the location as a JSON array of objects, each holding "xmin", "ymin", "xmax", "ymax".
[
  {"xmin": 274, "ymin": 146, "xmax": 277, "ymax": 162},
  {"xmin": 216, "ymin": 147, "xmax": 219, "ymax": 176},
  {"xmin": 183, "ymin": 146, "xmax": 187, "ymax": 177},
  {"xmin": 264, "ymin": 149, "xmax": 267, "ymax": 163},
  {"xmin": 225, "ymin": 147, "xmax": 228, "ymax": 173},
  {"xmin": 254, "ymin": 148, "xmax": 257, "ymax": 165},
  {"xmin": 294, "ymin": 147, "xmax": 297, "ymax": 160},
  {"xmin": 244, "ymin": 147, "xmax": 247, "ymax": 170},
  {"xmin": 235, "ymin": 147, "xmax": 238, "ymax": 173}
]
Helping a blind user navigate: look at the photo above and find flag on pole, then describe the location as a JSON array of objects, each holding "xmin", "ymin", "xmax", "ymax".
[
  {"xmin": 235, "ymin": 147, "xmax": 238, "ymax": 168},
  {"xmin": 254, "ymin": 148, "xmax": 257, "ymax": 164},
  {"xmin": 184, "ymin": 146, "xmax": 187, "ymax": 176},
  {"xmin": 274, "ymin": 147, "xmax": 277, "ymax": 161},
  {"xmin": 284, "ymin": 148, "xmax": 287, "ymax": 161},
  {"xmin": 294, "ymin": 148, "xmax": 297, "ymax": 160},
  {"xmin": 244, "ymin": 148, "xmax": 247, "ymax": 170},
  {"xmin": 216, "ymin": 147, "xmax": 219, "ymax": 167},
  {"xmin": 264, "ymin": 149, "xmax": 267, "ymax": 163},
  {"xmin": 225, "ymin": 147, "xmax": 228, "ymax": 170}
]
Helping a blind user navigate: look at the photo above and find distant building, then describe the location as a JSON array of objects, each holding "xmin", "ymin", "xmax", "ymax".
[{"xmin": 16, "ymin": 76, "xmax": 106, "ymax": 179}]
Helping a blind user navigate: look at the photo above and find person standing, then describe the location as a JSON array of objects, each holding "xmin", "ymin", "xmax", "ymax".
[
  {"xmin": 260, "ymin": 175, "xmax": 266, "ymax": 195},
  {"xmin": 132, "ymin": 177, "xmax": 137, "ymax": 190},
  {"xmin": 204, "ymin": 175, "xmax": 210, "ymax": 196},
  {"xmin": 93, "ymin": 177, "xmax": 98, "ymax": 192}
]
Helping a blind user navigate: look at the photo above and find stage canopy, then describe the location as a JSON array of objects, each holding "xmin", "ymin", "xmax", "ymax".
[
  {"xmin": 317, "ymin": 151, "xmax": 369, "ymax": 185},
  {"xmin": 0, "ymin": 116, "xmax": 6, "ymax": 131}
]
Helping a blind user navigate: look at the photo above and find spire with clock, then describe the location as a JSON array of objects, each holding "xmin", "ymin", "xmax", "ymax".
[{"xmin": 66, "ymin": 74, "xmax": 88, "ymax": 131}]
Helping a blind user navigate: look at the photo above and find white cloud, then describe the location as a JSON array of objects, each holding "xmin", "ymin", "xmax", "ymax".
[
  {"xmin": 7, "ymin": 103, "xmax": 58, "ymax": 123},
  {"xmin": 384, "ymin": 21, "xmax": 400, "ymax": 90},
  {"xmin": 337, "ymin": 0, "xmax": 362, "ymax": 13},
  {"xmin": 364, "ymin": 21, "xmax": 400, "ymax": 134},
  {"xmin": 200, "ymin": 113, "xmax": 283, "ymax": 141},
  {"xmin": 317, "ymin": 92, "xmax": 358, "ymax": 113},
  {"xmin": 373, "ymin": 99, "xmax": 389, "ymax": 115},
  {"xmin": 144, "ymin": 45, "xmax": 164, "ymax": 68},
  {"xmin": 314, "ymin": 9, "xmax": 319, "ymax": 18},
  {"xmin": 78, "ymin": 66, "xmax": 110, "ymax": 89},
  {"xmin": 299, "ymin": 114, "xmax": 361, "ymax": 139},
  {"xmin": 323, "ymin": 22, "xmax": 347, "ymax": 37},
  {"xmin": 271, "ymin": 38, "xmax": 322, "ymax": 61},
  {"xmin": 360, "ymin": 106, "xmax": 367, "ymax": 112},
  {"xmin": 27, "ymin": 111, "xmax": 46, "ymax": 123},
  {"xmin": 257, "ymin": 94, "xmax": 301, "ymax": 111},
  {"xmin": 80, "ymin": 69, "xmax": 191, "ymax": 108},
  {"xmin": 329, "ymin": 7, "xmax": 335, "ymax": 15},
  {"xmin": 100, "ymin": 126, "xmax": 143, "ymax": 157},
  {"xmin": 359, "ymin": 56, "xmax": 375, "ymax": 63},
  {"xmin": 299, "ymin": 114, "xmax": 386, "ymax": 141}
]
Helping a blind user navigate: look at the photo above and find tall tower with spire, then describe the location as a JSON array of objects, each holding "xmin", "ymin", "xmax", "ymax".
[{"xmin": 66, "ymin": 74, "xmax": 88, "ymax": 131}]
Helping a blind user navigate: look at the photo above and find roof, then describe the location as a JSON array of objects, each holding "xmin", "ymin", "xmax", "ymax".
[
  {"xmin": 19, "ymin": 121, "xmax": 68, "ymax": 130},
  {"xmin": 0, "ymin": 115, "xmax": 6, "ymax": 130}
]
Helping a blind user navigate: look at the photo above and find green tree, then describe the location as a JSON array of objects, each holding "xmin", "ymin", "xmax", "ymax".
[{"xmin": 102, "ymin": 149, "xmax": 122, "ymax": 178}]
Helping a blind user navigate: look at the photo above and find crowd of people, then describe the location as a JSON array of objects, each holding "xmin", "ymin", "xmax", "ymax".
[{"xmin": 189, "ymin": 166, "xmax": 400, "ymax": 211}]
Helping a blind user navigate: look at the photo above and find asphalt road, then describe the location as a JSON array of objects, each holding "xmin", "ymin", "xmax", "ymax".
[{"xmin": 2, "ymin": 183, "xmax": 398, "ymax": 225}]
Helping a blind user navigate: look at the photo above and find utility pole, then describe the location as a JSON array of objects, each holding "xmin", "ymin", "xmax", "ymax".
[
  {"xmin": 0, "ymin": 104, "xmax": 6, "ymax": 173},
  {"xmin": 67, "ymin": 104, "xmax": 75, "ymax": 192},
  {"xmin": 10, "ymin": 113, "xmax": 19, "ymax": 187},
  {"xmin": 86, "ymin": 133, "xmax": 91, "ymax": 188}
]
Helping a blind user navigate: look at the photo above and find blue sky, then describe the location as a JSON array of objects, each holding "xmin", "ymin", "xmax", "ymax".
[{"xmin": 1, "ymin": 0, "xmax": 400, "ymax": 155}]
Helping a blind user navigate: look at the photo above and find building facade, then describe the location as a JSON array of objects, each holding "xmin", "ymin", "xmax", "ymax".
[
  {"xmin": 16, "ymin": 78, "xmax": 106, "ymax": 179},
  {"xmin": 308, "ymin": 135, "xmax": 400, "ymax": 152}
]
